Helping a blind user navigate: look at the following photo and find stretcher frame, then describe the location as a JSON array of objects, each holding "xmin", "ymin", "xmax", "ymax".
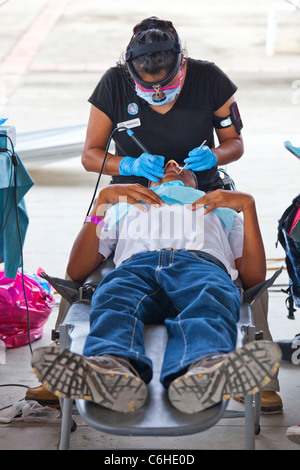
[{"xmin": 43, "ymin": 262, "xmax": 282, "ymax": 451}]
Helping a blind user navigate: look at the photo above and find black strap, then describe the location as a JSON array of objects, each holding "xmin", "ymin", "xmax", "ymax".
[
  {"xmin": 125, "ymin": 40, "xmax": 180, "ymax": 61},
  {"xmin": 213, "ymin": 115, "xmax": 232, "ymax": 129}
]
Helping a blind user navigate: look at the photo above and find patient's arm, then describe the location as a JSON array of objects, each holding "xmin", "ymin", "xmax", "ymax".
[
  {"xmin": 188, "ymin": 189, "xmax": 266, "ymax": 289},
  {"xmin": 67, "ymin": 184, "xmax": 164, "ymax": 282}
]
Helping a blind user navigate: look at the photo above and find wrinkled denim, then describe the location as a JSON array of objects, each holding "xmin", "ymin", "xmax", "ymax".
[{"xmin": 83, "ymin": 249, "xmax": 241, "ymax": 388}]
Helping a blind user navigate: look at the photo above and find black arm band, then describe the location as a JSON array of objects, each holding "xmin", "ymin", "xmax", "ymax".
[
  {"xmin": 213, "ymin": 115, "xmax": 233, "ymax": 129},
  {"xmin": 213, "ymin": 102, "xmax": 243, "ymax": 135}
]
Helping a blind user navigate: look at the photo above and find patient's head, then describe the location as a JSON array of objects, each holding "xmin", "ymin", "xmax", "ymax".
[{"xmin": 150, "ymin": 160, "xmax": 198, "ymax": 189}]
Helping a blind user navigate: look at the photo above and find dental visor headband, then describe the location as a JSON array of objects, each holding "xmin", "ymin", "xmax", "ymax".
[{"xmin": 125, "ymin": 38, "xmax": 182, "ymax": 89}]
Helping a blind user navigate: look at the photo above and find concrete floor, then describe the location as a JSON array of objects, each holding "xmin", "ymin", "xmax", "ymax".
[{"xmin": 0, "ymin": 0, "xmax": 300, "ymax": 451}]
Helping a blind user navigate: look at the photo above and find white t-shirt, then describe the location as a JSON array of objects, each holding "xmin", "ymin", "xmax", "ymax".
[{"xmin": 99, "ymin": 203, "xmax": 244, "ymax": 280}]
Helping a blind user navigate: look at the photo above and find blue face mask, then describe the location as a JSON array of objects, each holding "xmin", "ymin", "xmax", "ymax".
[{"xmin": 135, "ymin": 84, "xmax": 181, "ymax": 107}]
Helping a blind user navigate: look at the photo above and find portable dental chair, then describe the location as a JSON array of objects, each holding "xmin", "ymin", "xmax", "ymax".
[
  {"xmin": 42, "ymin": 260, "xmax": 282, "ymax": 451},
  {"xmin": 40, "ymin": 156, "xmax": 282, "ymax": 450}
]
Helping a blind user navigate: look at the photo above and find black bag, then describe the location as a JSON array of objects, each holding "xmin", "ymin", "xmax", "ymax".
[{"xmin": 277, "ymin": 194, "xmax": 300, "ymax": 318}]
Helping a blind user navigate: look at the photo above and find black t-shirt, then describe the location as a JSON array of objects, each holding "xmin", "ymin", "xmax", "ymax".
[{"xmin": 88, "ymin": 58, "xmax": 238, "ymax": 192}]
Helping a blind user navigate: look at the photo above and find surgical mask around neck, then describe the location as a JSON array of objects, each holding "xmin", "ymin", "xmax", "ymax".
[{"xmin": 135, "ymin": 83, "xmax": 181, "ymax": 107}]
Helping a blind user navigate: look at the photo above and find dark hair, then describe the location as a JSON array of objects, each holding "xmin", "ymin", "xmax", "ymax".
[{"xmin": 126, "ymin": 17, "xmax": 180, "ymax": 78}]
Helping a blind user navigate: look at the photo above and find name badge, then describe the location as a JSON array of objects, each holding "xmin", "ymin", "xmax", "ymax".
[{"xmin": 117, "ymin": 118, "xmax": 141, "ymax": 131}]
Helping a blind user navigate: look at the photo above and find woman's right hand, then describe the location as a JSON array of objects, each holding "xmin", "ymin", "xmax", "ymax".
[
  {"xmin": 119, "ymin": 153, "xmax": 165, "ymax": 182},
  {"xmin": 188, "ymin": 188, "xmax": 254, "ymax": 214},
  {"xmin": 95, "ymin": 183, "xmax": 164, "ymax": 216}
]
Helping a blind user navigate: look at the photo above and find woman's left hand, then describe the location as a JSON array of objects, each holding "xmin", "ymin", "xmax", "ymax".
[{"xmin": 183, "ymin": 145, "xmax": 217, "ymax": 172}]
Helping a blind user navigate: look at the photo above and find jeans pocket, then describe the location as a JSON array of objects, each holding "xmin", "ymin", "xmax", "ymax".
[{"xmin": 189, "ymin": 250, "xmax": 222, "ymax": 269}]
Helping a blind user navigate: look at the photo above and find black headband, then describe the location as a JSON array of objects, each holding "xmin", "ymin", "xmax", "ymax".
[
  {"xmin": 125, "ymin": 38, "xmax": 182, "ymax": 89},
  {"xmin": 125, "ymin": 39, "xmax": 181, "ymax": 61}
]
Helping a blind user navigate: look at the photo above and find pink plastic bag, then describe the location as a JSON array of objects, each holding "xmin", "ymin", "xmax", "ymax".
[{"xmin": 0, "ymin": 269, "xmax": 55, "ymax": 348}]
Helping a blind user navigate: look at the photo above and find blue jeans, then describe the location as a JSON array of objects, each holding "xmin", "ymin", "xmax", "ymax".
[{"xmin": 83, "ymin": 249, "xmax": 241, "ymax": 388}]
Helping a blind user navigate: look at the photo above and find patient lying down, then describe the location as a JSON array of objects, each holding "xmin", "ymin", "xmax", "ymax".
[{"xmin": 31, "ymin": 160, "xmax": 281, "ymax": 414}]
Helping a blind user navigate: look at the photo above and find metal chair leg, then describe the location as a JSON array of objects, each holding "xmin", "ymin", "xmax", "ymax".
[
  {"xmin": 244, "ymin": 393, "xmax": 258, "ymax": 450},
  {"xmin": 59, "ymin": 398, "xmax": 73, "ymax": 450},
  {"xmin": 57, "ymin": 324, "xmax": 74, "ymax": 450}
]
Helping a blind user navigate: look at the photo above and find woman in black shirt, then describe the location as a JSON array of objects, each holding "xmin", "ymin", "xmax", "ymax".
[{"xmin": 82, "ymin": 16, "xmax": 244, "ymax": 192}]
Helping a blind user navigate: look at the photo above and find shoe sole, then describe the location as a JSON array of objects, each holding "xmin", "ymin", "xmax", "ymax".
[
  {"xmin": 260, "ymin": 406, "xmax": 283, "ymax": 415},
  {"xmin": 31, "ymin": 347, "xmax": 148, "ymax": 413},
  {"xmin": 24, "ymin": 396, "xmax": 61, "ymax": 409},
  {"xmin": 286, "ymin": 432, "xmax": 300, "ymax": 445},
  {"xmin": 168, "ymin": 341, "xmax": 281, "ymax": 414}
]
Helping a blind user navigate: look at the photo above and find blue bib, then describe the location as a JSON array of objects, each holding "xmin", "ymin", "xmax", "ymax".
[{"xmin": 108, "ymin": 181, "xmax": 235, "ymax": 230}]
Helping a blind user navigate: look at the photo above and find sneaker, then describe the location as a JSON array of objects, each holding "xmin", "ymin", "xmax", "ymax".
[
  {"xmin": 260, "ymin": 391, "xmax": 283, "ymax": 414},
  {"xmin": 31, "ymin": 346, "xmax": 148, "ymax": 413},
  {"xmin": 168, "ymin": 341, "xmax": 281, "ymax": 414},
  {"xmin": 234, "ymin": 391, "xmax": 283, "ymax": 414},
  {"xmin": 286, "ymin": 425, "xmax": 300, "ymax": 445}
]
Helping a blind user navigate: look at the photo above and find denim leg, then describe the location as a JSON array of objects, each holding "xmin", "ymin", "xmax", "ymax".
[
  {"xmin": 83, "ymin": 253, "xmax": 166, "ymax": 383},
  {"xmin": 157, "ymin": 251, "xmax": 241, "ymax": 388}
]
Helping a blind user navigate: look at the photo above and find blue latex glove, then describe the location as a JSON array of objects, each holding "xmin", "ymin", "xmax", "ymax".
[
  {"xmin": 119, "ymin": 153, "xmax": 165, "ymax": 182},
  {"xmin": 183, "ymin": 145, "xmax": 217, "ymax": 172}
]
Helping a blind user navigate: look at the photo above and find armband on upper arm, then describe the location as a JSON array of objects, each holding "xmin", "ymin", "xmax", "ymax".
[{"xmin": 213, "ymin": 102, "xmax": 243, "ymax": 135}]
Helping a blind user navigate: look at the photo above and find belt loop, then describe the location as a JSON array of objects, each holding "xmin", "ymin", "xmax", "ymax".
[{"xmin": 159, "ymin": 249, "xmax": 163, "ymax": 268}]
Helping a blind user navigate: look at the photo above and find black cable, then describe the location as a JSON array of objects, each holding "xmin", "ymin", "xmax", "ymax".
[
  {"xmin": 0, "ymin": 162, "xmax": 14, "ymax": 239},
  {"xmin": 0, "ymin": 383, "xmax": 29, "ymax": 388},
  {"xmin": 85, "ymin": 125, "xmax": 152, "ymax": 216},
  {"xmin": 0, "ymin": 133, "xmax": 18, "ymax": 166},
  {"xmin": 85, "ymin": 126, "xmax": 125, "ymax": 217},
  {"xmin": 13, "ymin": 163, "xmax": 32, "ymax": 354},
  {"xmin": 0, "ymin": 142, "xmax": 16, "ymax": 257},
  {"xmin": 0, "ymin": 133, "xmax": 32, "ymax": 354},
  {"xmin": 0, "ymin": 142, "xmax": 15, "ymax": 236},
  {"xmin": 0, "ymin": 385, "xmax": 29, "ymax": 412}
]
